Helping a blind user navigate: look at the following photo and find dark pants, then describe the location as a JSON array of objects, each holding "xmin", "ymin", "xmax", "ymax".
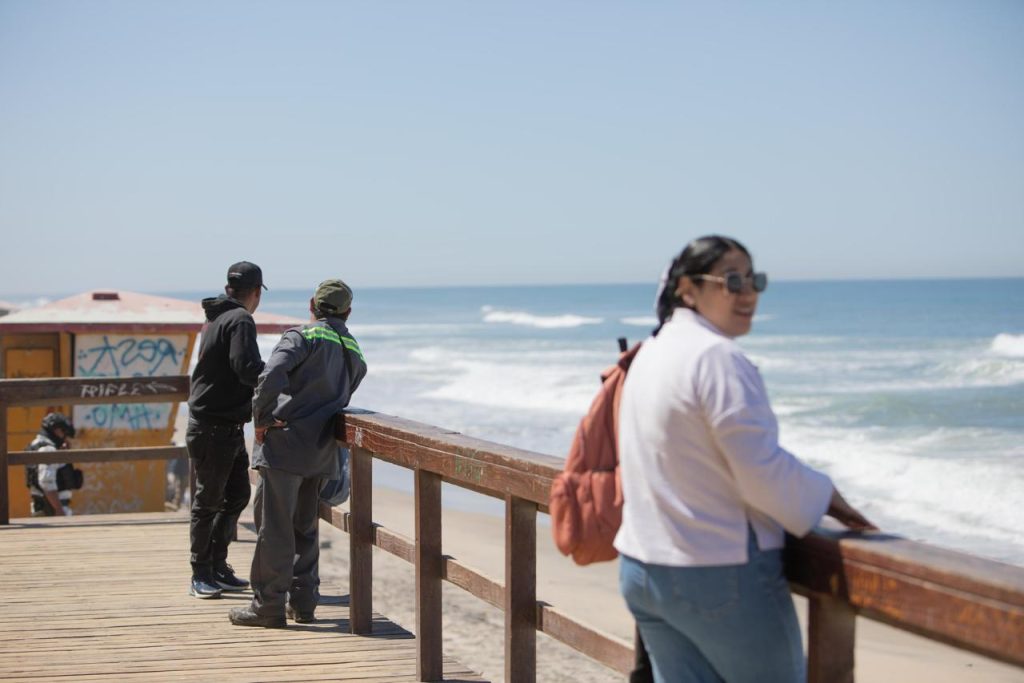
[
  {"xmin": 30, "ymin": 494, "xmax": 60, "ymax": 516},
  {"xmin": 187, "ymin": 420, "xmax": 251, "ymax": 578},
  {"xmin": 249, "ymin": 467, "xmax": 323, "ymax": 616}
]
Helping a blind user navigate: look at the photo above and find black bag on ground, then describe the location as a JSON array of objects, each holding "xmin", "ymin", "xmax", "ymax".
[{"xmin": 56, "ymin": 463, "xmax": 84, "ymax": 490}]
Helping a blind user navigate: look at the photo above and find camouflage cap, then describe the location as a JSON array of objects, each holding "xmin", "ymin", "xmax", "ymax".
[{"xmin": 313, "ymin": 279, "xmax": 353, "ymax": 316}]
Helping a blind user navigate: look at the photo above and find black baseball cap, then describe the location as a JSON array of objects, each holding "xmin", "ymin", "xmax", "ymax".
[{"xmin": 226, "ymin": 261, "xmax": 268, "ymax": 290}]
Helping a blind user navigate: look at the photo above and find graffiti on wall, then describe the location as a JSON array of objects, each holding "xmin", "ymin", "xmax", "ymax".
[{"xmin": 73, "ymin": 334, "xmax": 189, "ymax": 431}]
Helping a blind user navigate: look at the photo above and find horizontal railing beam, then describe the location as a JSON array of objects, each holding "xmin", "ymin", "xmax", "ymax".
[
  {"xmin": 318, "ymin": 501, "xmax": 634, "ymax": 674},
  {"xmin": 0, "ymin": 376, "xmax": 189, "ymax": 407},
  {"xmin": 786, "ymin": 529, "xmax": 1024, "ymax": 667},
  {"xmin": 537, "ymin": 603, "xmax": 634, "ymax": 675},
  {"xmin": 343, "ymin": 413, "xmax": 559, "ymax": 507},
  {"xmin": 9, "ymin": 446, "xmax": 187, "ymax": 466}
]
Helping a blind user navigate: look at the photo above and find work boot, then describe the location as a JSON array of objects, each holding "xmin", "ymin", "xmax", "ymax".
[
  {"xmin": 229, "ymin": 606, "xmax": 286, "ymax": 628},
  {"xmin": 286, "ymin": 604, "xmax": 315, "ymax": 624},
  {"xmin": 189, "ymin": 576, "xmax": 223, "ymax": 599},
  {"xmin": 213, "ymin": 564, "xmax": 250, "ymax": 592}
]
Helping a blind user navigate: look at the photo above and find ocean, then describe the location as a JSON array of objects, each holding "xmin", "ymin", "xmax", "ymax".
[
  {"xmin": 223, "ymin": 278, "xmax": 1024, "ymax": 567},
  {"xmin": 17, "ymin": 279, "xmax": 1022, "ymax": 566}
]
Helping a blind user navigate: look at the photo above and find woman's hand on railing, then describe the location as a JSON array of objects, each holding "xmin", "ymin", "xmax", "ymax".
[{"xmin": 827, "ymin": 488, "xmax": 878, "ymax": 532}]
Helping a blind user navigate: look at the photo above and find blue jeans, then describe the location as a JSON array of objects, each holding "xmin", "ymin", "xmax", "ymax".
[{"xmin": 619, "ymin": 532, "xmax": 804, "ymax": 683}]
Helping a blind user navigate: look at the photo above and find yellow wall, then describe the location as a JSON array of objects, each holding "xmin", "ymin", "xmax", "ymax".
[
  {"xmin": 2, "ymin": 334, "xmax": 66, "ymax": 517},
  {"xmin": 3, "ymin": 330, "xmax": 196, "ymax": 518}
]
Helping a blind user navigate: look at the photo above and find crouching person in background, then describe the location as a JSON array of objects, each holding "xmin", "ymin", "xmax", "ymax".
[
  {"xmin": 230, "ymin": 279, "xmax": 367, "ymax": 628},
  {"xmin": 25, "ymin": 412, "xmax": 80, "ymax": 517}
]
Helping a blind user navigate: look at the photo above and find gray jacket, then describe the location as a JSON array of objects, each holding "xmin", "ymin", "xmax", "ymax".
[{"xmin": 252, "ymin": 317, "xmax": 367, "ymax": 478}]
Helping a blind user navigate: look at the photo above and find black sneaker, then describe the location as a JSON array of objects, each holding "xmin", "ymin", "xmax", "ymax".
[
  {"xmin": 229, "ymin": 606, "xmax": 286, "ymax": 628},
  {"xmin": 190, "ymin": 576, "xmax": 223, "ymax": 599},
  {"xmin": 213, "ymin": 564, "xmax": 250, "ymax": 592},
  {"xmin": 286, "ymin": 604, "xmax": 315, "ymax": 624}
]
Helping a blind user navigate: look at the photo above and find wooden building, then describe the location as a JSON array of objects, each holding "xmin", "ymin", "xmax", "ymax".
[{"xmin": 0, "ymin": 290, "xmax": 299, "ymax": 515}]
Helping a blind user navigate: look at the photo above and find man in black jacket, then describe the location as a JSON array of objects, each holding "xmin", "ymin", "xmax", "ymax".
[{"xmin": 187, "ymin": 261, "xmax": 266, "ymax": 599}]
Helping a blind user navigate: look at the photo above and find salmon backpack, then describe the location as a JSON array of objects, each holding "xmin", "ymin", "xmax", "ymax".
[{"xmin": 550, "ymin": 339, "xmax": 642, "ymax": 565}]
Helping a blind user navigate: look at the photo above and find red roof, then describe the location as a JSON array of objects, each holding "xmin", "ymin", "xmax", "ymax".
[{"xmin": 0, "ymin": 290, "xmax": 302, "ymax": 334}]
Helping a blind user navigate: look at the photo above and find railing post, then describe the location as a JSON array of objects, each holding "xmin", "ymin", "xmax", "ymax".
[
  {"xmin": 415, "ymin": 468, "xmax": 443, "ymax": 681},
  {"xmin": 349, "ymin": 445, "xmax": 373, "ymax": 634},
  {"xmin": 807, "ymin": 594, "xmax": 856, "ymax": 683},
  {"xmin": 0, "ymin": 401, "xmax": 8, "ymax": 525},
  {"xmin": 505, "ymin": 495, "xmax": 536, "ymax": 683}
]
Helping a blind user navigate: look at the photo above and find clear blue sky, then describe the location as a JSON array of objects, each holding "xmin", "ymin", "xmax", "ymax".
[{"xmin": 1, "ymin": 1, "xmax": 1021, "ymax": 296}]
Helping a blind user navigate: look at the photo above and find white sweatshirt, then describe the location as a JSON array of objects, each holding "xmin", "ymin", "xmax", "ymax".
[{"xmin": 613, "ymin": 308, "xmax": 833, "ymax": 566}]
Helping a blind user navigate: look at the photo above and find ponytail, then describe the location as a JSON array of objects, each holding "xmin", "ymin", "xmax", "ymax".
[{"xmin": 652, "ymin": 258, "xmax": 683, "ymax": 336}]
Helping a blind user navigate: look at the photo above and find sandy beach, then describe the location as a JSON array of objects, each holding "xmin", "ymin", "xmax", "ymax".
[{"xmin": 311, "ymin": 485, "xmax": 1023, "ymax": 683}]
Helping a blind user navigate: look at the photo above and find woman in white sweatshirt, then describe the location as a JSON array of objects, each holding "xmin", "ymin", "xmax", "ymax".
[{"xmin": 614, "ymin": 235, "xmax": 873, "ymax": 683}]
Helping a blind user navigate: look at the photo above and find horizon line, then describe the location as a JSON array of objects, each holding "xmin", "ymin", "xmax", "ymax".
[{"xmin": 2, "ymin": 274, "xmax": 1022, "ymax": 302}]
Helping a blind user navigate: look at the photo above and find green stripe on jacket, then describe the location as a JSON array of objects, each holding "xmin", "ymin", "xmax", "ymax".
[{"xmin": 301, "ymin": 326, "xmax": 365, "ymax": 361}]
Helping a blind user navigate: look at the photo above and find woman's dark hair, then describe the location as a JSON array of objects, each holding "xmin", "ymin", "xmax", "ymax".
[{"xmin": 653, "ymin": 235, "xmax": 751, "ymax": 335}]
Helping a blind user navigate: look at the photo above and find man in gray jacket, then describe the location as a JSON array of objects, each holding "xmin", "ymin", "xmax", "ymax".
[{"xmin": 229, "ymin": 279, "xmax": 367, "ymax": 628}]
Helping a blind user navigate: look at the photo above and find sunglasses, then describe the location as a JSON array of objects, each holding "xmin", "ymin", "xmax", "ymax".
[{"xmin": 692, "ymin": 271, "xmax": 768, "ymax": 294}]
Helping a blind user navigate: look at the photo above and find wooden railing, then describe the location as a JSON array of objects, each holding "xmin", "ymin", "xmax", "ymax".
[
  {"xmin": 330, "ymin": 409, "xmax": 1024, "ymax": 682},
  {"xmin": 0, "ymin": 375, "xmax": 190, "ymax": 524},
  {"xmin": 1, "ymin": 376, "xmax": 1022, "ymax": 682}
]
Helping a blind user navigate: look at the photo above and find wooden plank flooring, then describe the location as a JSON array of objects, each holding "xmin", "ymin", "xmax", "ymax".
[{"xmin": 0, "ymin": 513, "xmax": 486, "ymax": 682}]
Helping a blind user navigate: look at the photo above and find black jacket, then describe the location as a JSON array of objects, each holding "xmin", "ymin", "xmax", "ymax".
[{"xmin": 188, "ymin": 296, "xmax": 265, "ymax": 425}]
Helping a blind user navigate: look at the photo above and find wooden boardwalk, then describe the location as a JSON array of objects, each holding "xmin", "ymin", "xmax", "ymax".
[{"xmin": 0, "ymin": 512, "xmax": 486, "ymax": 682}]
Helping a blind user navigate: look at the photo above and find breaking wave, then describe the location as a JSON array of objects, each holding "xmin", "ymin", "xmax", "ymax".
[
  {"xmin": 481, "ymin": 306, "xmax": 602, "ymax": 329},
  {"xmin": 621, "ymin": 316, "xmax": 657, "ymax": 327},
  {"xmin": 992, "ymin": 333, "xmax": 1024, "ymax": 358}
]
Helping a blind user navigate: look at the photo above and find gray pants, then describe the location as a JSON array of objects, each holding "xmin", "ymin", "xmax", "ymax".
[{"xmin": 249, "ymin": 467, "xmax": 323, "ymax": 616}]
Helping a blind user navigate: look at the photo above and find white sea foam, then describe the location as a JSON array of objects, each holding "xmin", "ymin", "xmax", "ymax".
[
  {"xmin": 937, "ymin": 356, "xmax": 1024, "ymax": 388},
  {"xmin": 748, "ymin": 340, "xmax": 1024, "ymax": 392},
  {"xmin": 620, "ymin": 314, "xmax": 774, "ymax": 328},
  {"xmin": 992, "ymin": 333, "xmax": 1024, "ymax": 358},
  {"xmin": 423, "ymin": 361, "xmax": 595, "ymax": 414},
  {"xmin": 385, "ymin": 343, "xmax": 602, "ymax": 415},
  {"xmin": 621, "ymin": 316, "xmax": 658, "ymax": 327},
  {"xmin": 421, "ymin": 349, "xmax": 597, "ymax": 414},
  {"xmin": 409, "ymin": 347, "xmax": 449, "ymax": 364},
  {"xmin": 771, "ymin": 396, "xmax": 834, "ymax": 417},
  {"xmin": 348, "ymin": 323, "xmax": 471, "ymax": 337},
  {"xmin": 481, "ymin": 305, "xmax": 602, "ymax": 329},
  {"xmin": 744, "ymin": 335, "xmax": 844, "ymax": 347},
  {"xmin": 256, "ymin": 334, "xmax": 280, "ymax": 359},
  {"xmin": 782, "ymin": 422, "xmax": 1024, "ymax": 564},
  {"xmin": 744, "ymin": 347, "xmax": 927, "ymax": 377}
]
